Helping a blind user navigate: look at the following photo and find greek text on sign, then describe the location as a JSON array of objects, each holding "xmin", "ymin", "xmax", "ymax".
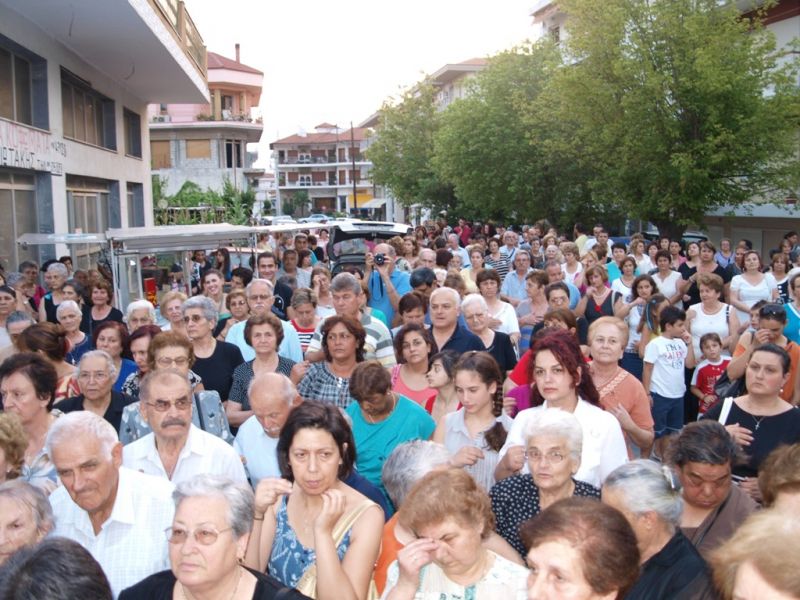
[{"xmin": 0, "ymin": 118, "xmax": 65, "ymax": 176}]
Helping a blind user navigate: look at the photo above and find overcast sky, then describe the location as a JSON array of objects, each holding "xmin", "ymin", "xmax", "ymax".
[{"xmin": 184, "ymin": 0, "xmax": 534, "ymax": 167}]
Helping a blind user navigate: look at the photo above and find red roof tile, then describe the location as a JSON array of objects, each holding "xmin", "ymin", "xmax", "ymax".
[
  {"xmin": 272, "ymin": 127, "xmax": 370, "ymax": 146},
  {"xmin": 207, "ymin": 51, "xmax": 263, "ymax": 75}
]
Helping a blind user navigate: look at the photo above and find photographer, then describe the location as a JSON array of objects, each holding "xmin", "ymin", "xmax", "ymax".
[{"xmin": 365, "ymin": 243, "xmax": 412, "ymax": 327}]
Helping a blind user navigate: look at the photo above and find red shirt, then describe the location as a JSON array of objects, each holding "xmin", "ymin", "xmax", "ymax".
[{"xmin": 691, "ymin": 357, "xmax": 730, "ymax": 414}]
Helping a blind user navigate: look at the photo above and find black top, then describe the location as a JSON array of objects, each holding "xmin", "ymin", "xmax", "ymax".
[
  {"xmin": 703, "ymin": 401, "xmax": 800, "ymax": 477},
  {"xmin": 192, "ymin": 340, "xmax": 244, "ymax": 400},
  {"xmin": 272, "ymin": 281, "xmax": 293, "ymax": 321},
  {"xmin": 440, "ymin": 324, "xmax": 485, "ymax": 354},
  {"xmin": 484, "ymin": 330, "xmax": 518, "ymax": 372},
  {"xmin": 625, "ymin": 531, "xmax": 715, "ymax": 600},
  {"xmin": 56, "ymin": 391, "xmax": 136, "ymax": 433},
  {"xmin": 679, "ymin": 264, "xmax": 732, "ymax": 307},
  {"xmin": 88, "ymin": 306, "xmax": 125, "ymax": 335},
  {"xmin": 119, "ymin": 568, "xmax": 310, "ymax": 599}
]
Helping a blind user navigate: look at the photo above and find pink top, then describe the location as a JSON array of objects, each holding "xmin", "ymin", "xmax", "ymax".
[{"xmin": 390, "ymin": 364, "xmax": 436, "ymax": 406}]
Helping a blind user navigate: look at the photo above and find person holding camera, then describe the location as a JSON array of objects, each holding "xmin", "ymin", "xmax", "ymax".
[{"xmin": 365, "ymin": 243, "xmax": 412, "ymax": 327}]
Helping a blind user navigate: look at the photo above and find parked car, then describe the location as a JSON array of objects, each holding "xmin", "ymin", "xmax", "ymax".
[{"xmin": 327, "ymin": 221, "xmax": 412, "ymax": 275}]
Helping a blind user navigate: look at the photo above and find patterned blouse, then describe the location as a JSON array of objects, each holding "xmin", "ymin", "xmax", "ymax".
[
  {"xmin": 296, "ymin": 362, "xmax": 356, "ymax": 409},
  {"xmin": 228, "ymin": 357, "xmax": 296, "ymax": 410}
]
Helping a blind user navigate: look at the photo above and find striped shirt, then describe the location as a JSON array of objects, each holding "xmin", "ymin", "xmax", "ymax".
[
  {"xmin": 290, "ymin": 319, "xmax": 316, "ymax": 353},
  {"xmin": 306, "ymin": 312, "xmax": 396, "ymax": 368}
]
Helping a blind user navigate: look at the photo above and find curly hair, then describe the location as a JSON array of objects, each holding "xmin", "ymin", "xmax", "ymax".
[
  {"xmin": 244, "ymin": 312, "xmax": 285, "ymax": 348},
  {"xmin": 528, "ymin": 329, "xmax": 599, "ymax": 406},
  {"xmin": 0, "ymin": 413, "xmax": 27, "ymax": 479},
  {"xmin": 453, "ymin": 351, "xmax": 507, "ymax": 451},
  {"xmin": 393, "ymin": 323, "xmax": 437, "ymax": 365},
  {"xmin": 147, "ymin": 330, "xmax": 195, "ymax": 371},
  {"xmin": 320, "ymin": 315, "xmax": 366, "ymax": 363}
]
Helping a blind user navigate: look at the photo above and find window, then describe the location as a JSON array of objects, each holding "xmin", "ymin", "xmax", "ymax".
[
  {"xmin": 124, "ymin": 109, "xmax": 142, "ymax": 158},
  {"xmin": 224, "ymin": 139, "xmax": 242, "ymax": 168},
  {"xmin": 151, "ymin": 140, "xmax": 171, "ymax": 169},
  {"xmin": 126, "ymin": 182, "xmax": 144, "ymax": 227},
  {"xmin": 0, "ymin": 171, "xmax": 37, "ymax": 269},
  {"xmin": 66, "ymin": 176, "xmax": 110, "ymax": 269},
  {"xmin": 61, "ymin": 68, "xmax": 116, "ymax": 150},
  {"xmin": 0, "ymin": 47, "xmax": 32, "ymax": 125},
  {"xmin": 186, "ymin": 139, "xmax": 211, "ymax": 159}
]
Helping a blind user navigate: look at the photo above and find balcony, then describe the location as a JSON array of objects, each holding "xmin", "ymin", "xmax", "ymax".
[
  {"xmin": 278, "ymin": 156, "xmax": 369, "ymax": 166},
  {"xmin": 151, "ymin": 0, "xmax": 207, "ymax": 79}
]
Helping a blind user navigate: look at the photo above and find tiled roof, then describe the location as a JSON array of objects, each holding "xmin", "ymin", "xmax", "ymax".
[
  {"xmin": 272, "ymin": 127, "xmax": 369, "ymax": 145},
  {"xmin": 207, "ymin": 51, "xmax": 263, "ymax": 75}
]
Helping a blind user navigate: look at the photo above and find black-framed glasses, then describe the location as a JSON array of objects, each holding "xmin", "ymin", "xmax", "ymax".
[{"xmin": 164, "ymin": 525, "xmax": 232, "ymax": 545}]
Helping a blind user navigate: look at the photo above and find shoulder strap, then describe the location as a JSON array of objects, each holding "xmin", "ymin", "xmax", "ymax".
[
  {"xmin": 718, "ymin": 396, "xmax": 734, "ymax": 425},
  {"xmin": 331, "ymin": 501, "xmax": 377, "ymax": 546}
]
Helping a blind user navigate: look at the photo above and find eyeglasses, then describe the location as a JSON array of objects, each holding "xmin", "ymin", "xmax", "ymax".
[
  {"xmin": 248, "ymin": 294, "xmax": 272, "ymax": 301},
  {"xmin": 183, "ymin": 314, "xmax": 207, "ymax": 323},
  {"xmin": 78, "ymin": 371, "xmax": 110, "ymax": 382},
  {"xmin": 147, "ymin": 398, "xmax": 193, "ymax": 412},
  {"xmin": 156, "ymin": 356, "xmax": 190, "ymax": 367},
  {"xmin": 164, "ymin": 525, "xmax": 232, "ymax": 545},
  {"xmin": 524, "ymin": 449, "xmax": 566, "ymax": 464}
]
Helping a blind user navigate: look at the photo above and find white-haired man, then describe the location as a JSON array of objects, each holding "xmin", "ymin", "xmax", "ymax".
[
  {"xmin": 47, "ymin": 411, "xmax": 174, "ymax": 596},
  {"xmin": 429, "ymin": 287, "xmax": 484, "ymax": 354},
  {"xmin": 122, "ymin": 370, "xmax": 246, "ymax": 485}
]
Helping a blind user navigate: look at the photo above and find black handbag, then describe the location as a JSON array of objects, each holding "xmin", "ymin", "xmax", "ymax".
[{"xmin": 714, "ymin": 370, "xmax": 745, "ymax": 399}]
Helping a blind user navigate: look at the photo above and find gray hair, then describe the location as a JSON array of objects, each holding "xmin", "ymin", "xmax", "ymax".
[
  {"xmin": 5, "ymin": 272, "xmax": 24, "ymax": 287},
  {"xmin": 430, "ymin": 286, "xmax": 460, "ymax": 307},
  {"xmin": 523, "ymin": 408, "xmax": 583, "ymax": 461},
  {"xmin": 182, "ymin": 295, "xmax": 218, "ymax": 323},
  {"xmin": 374, "ymin": 242, "xmax": 396, "ymax": 258},
  {"xmin": 381, "ymin": 440, "xmax": 451, "ymax": 508},
  {"xmin": 7, "ymin": 310, "xmax": 34, "ymax": 327},
  {"xmin": 46, "ymin": 263, "xmax": 68, "ymax": 278},
  {"xmin": 173, "ymin": 474, "xmax": 255, "ymax": 538},
  {"xmin": 77, "ymin": 350, "xmax": 117, "ymax": 379},
  {"xmin": 330, "ymin": 272, "xmax": 362, "ymax": 296},
  {"xmin": 139, "ymin": 369, "xmax": 191, "ymax": 404},
  {"xmin": 0, "ymin": 479, "xmax": 54, "ymax": 535},
  {"xmin": 418, "ymin": 248, "xmax": 435, "ymax": 260},
  {"xmin": 18, "ymin": 261, "xmax": 37, "ymax": 272},
  {"xmin": 290, "ymin": 287, "xmax": 317, "ymax": 309},
  {"xmin": 125, "ymin": 299, "xmax": 156, "ymax": 324},
  {"xmin": 668, "ymin": 420, "xmax": 744, "ymax": 468},
  {"xmin": 604, "ymin": 459, "xmax": 683, "ymax": 528},
  {"xmin": 460, "ymin": 293, "xmax": 488, "ymax": 314},
  {"xmin": 45, "ymin": 410, "xmax": 119, "ymax": 459},
  {"xmin": 245, "ymin": 278, "xmax": 274, "ymax": 297},
  {"xmin": 247, "ymin": 372, "xmax": 296, "ymax": 406},
  {"xmin": 56, "ymin": 300, "xmax": 82, "ymax": 319}
]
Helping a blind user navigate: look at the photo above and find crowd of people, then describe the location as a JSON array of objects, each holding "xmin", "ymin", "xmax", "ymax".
[{"xmin": 0, "ymin": 219, "xmax": 799, "ymax": 599}]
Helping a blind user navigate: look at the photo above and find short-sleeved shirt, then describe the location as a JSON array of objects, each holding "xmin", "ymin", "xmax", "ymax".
[
  {"xmin": 436, "ymin": 324, "xmax": 485, "ymax": 354},
  {"xmin": 367, "ymin": 269, "xmax": 411, "ymax": 325},
  {"xmin": 595, "ymin": 367, "xmax": 655, "ymax": 458},
  {"xmin": 228, "ymin": 357, "xmax": 296, "ymax": 409},
  {"xmin": 296, "ymin": 361, "xmax": 356, "ymax": 408},
  {"xmin": 643, "ymin": 336, "xmax": 689, "ymax": 398},
  {"xmin": 234, "ymin": 417, "xmax": 281, "ymax": 485},
  {"xmin": 192, "ymin": 341, "xmax": 244, "ymax": 400},
  {"xmin": 500, "ymin": 269, "xmax": 532, "ymax": 302}
]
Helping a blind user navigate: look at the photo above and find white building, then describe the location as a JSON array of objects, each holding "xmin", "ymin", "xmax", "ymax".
[{"xmin": 0, "ymin": 0, "xmax": 209, "ymax": 270}]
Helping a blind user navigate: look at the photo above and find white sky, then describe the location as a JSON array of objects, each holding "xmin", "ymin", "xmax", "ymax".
[{"xmin": 184, "ymin": 0, "xmax": 534, "ymax": 167}]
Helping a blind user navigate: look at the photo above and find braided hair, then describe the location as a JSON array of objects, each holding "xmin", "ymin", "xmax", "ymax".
[{"xmin": 453, "ymin": 351, "xmax": 507, "ymax": 452}]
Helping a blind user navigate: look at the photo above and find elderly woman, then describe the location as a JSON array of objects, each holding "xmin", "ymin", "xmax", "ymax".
[
  {"xmin": 495, "ymin": 330, "xmax": 628, "ymax": 488},
  {"xmin": 58, "ymin": 350, "xmax": 135, "ymax": 433},
  {"xmin": 384, "ymin": 468, "xmax": 529, "ymax": 599},
  {"xmin": 88, "ymin": 278, "xmax": 123, "ymax": 332},
  {"xmin": 0, "ymin": 413, "xmax": 27, "ymax": 483},
  {"xmin": 603, "ymin": 460, "xmax": 714, "ymax": 600},
  {"xmin": 490, "ymin": 409, "xmax": 600, "ymax": 558},
  {"xmin": 38, "ymin": 262, "xmax": 69, "ymax": 324},
  {"xmin": 461, "ymin": 294, "xmax": 517, "ymax": 373},
  {"xmin": 589, "ymin": 317, "xmax": 655, "ymax": 458},
  {"xmin": 390, "ymin": 324, "xmax": 437, "ymax": 406},
  {"xmin": 92, "ymin": 321, "xmax": 137, "ymax": 393},
  {"xmin": 125, "ymin": 299, "xmax": 157, "ymax": 334},
  {"xmin": 347, "ymin": 361, "xmax": 436, "ymax": 506},
  {"xmin": 0, "ymin": 480, "xmax": 54, "ymax": 565},
  {"xmin": 159, "ymin": 290, "xmax": 188, "ymax": 336},
  {"xmin": 476, "ymin": 270, "xmax": 520, "ymax": 345},
  {"xmin": 183, "ymin": 295, "xmax": 244, "ymax": 402},
  {"xmin": 289, "ymin": 288, "xmax": 321, "ymax": 353},
  {"xmin": 667, "ymin": 420, "xmax": 757, "ymax": 559},
  {"xmin": 705, "ymin": 344, "xmax": 800, "ymax": 501},
  {"xmin": 710, "ymin": 511, "xmax": 800, "ymax": 600},
  {"xmin": 120, "ymin": 475, "xmax": 307, "ymax": 599},
  {"xmin": 17, "ymin": 322, "xmax": 79, "ymax": 402},
  {"xmin": 685, "ymin": 272, "xmax": 739, "ymax": 358},
  {"xmin": 227, "ymin": 313, "xmax": 298, "ymax": 427},
  {"xmin": 296, "ymin": 315, "xmax": 365, "ymax": 408},
  {"xmin": 119, "ymin": 331, "xmax": 231, "ymax": 445},
  {"xmin": 0, "ymin": 353, "xmax": 60, "ymax": 490},
  {"xmin": 215, "ymin": 289, "xmax": 249, "ymax": 342},
  {"xmin": 120, "ymin": 324, "xmax": 164, "ymax": 397},
  {"xmin": 522, "ymin": 497, "xmax": 641, "ymax": 600},
  {"xmin": 58, "ymin": 300, "xmax": 92, "ymax": 366},
  {"xmin": 758, "ymin": 443, "xmax": 800, "ymax": 512},
  {"xmin": 245, "ymin": 401, "xmax": 384, "ymax": 600}
]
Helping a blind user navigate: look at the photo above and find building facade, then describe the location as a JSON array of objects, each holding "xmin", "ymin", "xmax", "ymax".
[
  {"xmin": 148, "ymin": 46, "xmax": 264, "ymax": 197},
  {"xmin": 0, "ymin": 0, "xmax": 209, "ymax": 270}
]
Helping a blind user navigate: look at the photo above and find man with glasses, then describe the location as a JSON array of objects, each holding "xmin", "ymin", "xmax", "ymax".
[
  {"xmin": 224, "ymin": 279, "xmax": 303, "ymax": 362},
  {"xmin": 47, "ymin": 410, "xmax": 175, "ymax": 596},
  {"xmin": 122, "ymin": 370, "xmax": 246, "ymax": 485}
]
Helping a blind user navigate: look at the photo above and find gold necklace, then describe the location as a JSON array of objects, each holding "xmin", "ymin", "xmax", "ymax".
[
  {"xmin": 365, "ymin": 393, "xmax": 397, "ymax": 424},
  {"xmin": 180, "ymin": 565, "xmax": 242, "ymax": 599}
]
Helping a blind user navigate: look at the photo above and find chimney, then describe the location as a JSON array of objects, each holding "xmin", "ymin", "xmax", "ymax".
[{"xmin": 235, "ymin": 43, "xmax": 240, "ymax": 63}]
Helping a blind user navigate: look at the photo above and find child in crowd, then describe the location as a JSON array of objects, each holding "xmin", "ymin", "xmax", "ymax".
[
  {"xmin": 637, "ymin": 293, "xmax": 669, "ymax": 356},
  {"xmin": 642, "ymin": 306, "xmax": 695, "ymax": 457},
  {"xmin": 690, "ymin": 332, "xmax": 731, "ymax": 416}
]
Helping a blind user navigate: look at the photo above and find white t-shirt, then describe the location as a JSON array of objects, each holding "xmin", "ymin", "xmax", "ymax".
[
  {"xmin": 489, "ymin": 301, "xmax": 520, "ymax": 336},
  {"xmin": 611, "ymin": 278, "xmax": 634, "ymax": 303},
  {"xmin": 653, "ymin": 270, "xmax": 684, "ymax": 308},
  {"xmin": 730, "ymin": 274, "xmax": 777, "ymax": 326},
  {"xmin": 644, "ymin": 335, "xmax": 689, "ymax": 398}
]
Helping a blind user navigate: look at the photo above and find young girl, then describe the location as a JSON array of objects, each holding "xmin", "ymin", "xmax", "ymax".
[
  {"xmin": 424, "ymin": 350, "xmax": 460, "ymax": 423},
  {"xmin": 433, "ymin": 351, "xmax": 512, "ymax": 490},
  {"xmin": 637, "ymin": 294, "xmax": 669, "ymax": 357}
]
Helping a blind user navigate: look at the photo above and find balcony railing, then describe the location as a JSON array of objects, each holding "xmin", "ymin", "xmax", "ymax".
[
  {"xmin": 150, "ymin": 0, "xmax": 207, "ymax": 78},
  {"xmin": 278, "ymin": 156, "xmax": 367, "ymax": 165}
]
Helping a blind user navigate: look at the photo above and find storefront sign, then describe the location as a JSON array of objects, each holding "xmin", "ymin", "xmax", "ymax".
[{"xmin": 0, "ymin": 118, "xmax": 65, "ymax": 176}]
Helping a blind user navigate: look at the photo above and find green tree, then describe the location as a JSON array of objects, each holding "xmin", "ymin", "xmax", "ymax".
[
  {"xmin": 366, "ymin": 83, "xmax": 457, "ymax": 213},
  {"xmin": 281, "ymin": 190, "xmax": 309, "ymax": 218},
  {"xmin": 538, "ymin": 0, "xmax": 800, "ymax": 238}
]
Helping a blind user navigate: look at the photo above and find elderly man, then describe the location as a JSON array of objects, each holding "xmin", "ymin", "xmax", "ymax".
[
  {"xmin": 670, "ymin": 420, "xmax": 756, "ymax": 559},
  {"xmin": 305, "ymin": 272, "xmax": 395, "ymax": 367},
  {"xmin": 255, "ymin": 251, "xmax": 293, "ymax": 319},
  {"xmin": 446, "ymin": 233, "xmax": 470, "ymax": 268},
  {"xmin": 500, "ymin": 250, "xmax": 533, "ymax": 307},
  {"xmin": 122, "ymin": 370, "xmax": 246, "ymax": 484},
  {"xmin": 47, "ymin": 411, "xmax": 174, "ymax": 596},
  {"xmin": 364, "ymin": 242, "xmax": 412, "ymax": 326},
  {"xmin": 233, "ymin": 372, "xmax": 300, "ymax": 484},
  {"xmin": 429, "ymin": 287, "xmax": 484, "ymax": 354},
  {"xmin": 225, "ymin": 278, "xmax": 302, "ymax": 362},
  {"xmin": 124, "ymin": 299, "xmax": 156, "ymax": 333},
  {"xmin": 417, "ymin": 248, "xmax": 436, "ymax": 270}
]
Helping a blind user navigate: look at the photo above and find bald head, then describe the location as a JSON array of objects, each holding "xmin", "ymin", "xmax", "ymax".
[{"xmin": 247, "ymin": 372, "xmax": 298, "ymax": 438}]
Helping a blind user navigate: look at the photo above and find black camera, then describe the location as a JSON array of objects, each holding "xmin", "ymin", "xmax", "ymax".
[{"xmin": 374, "ymin": 253, "xmax": 386, "ymax": 266}]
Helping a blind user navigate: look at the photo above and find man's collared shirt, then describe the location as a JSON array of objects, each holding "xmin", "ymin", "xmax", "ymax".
[
  {"xmin": 368, "ymin": 269, "xmax": 411, "ymax": 326},
  {"xmin": 49, "ymin": 466, "xmax": 175, "ymax": 597},
  {"xmin": 234, "ymin": 416, "xmax": 280, "ymax": 486},
  {"xmin": 500, "ymin": 268, "xmax": 533, "ymax": 301},
  {"xmin": 226, "ymin": 318, "xmax": 303, "ymax": 363},
  {"xmin": 306, "ymin": 312, "xmax": 396, "ymax": 367},
  {"xmin": 122, "ymin": 424, "xmax": 247, "ymax": 485},
  {"xmin": 436, "ymin": 324, "xmax": 485, "ymax": 354}
]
